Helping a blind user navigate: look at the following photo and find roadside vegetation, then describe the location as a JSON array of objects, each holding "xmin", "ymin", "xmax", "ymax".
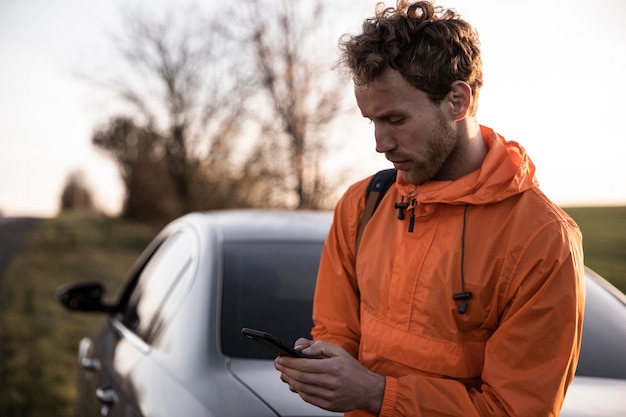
[
  {"xmin": 564, "ymin": 206, "xmax": 626, "ymax": 292},
  {"xmin": 0, "ymin": 206, "xmax": 624, "ymax": 416},
  {"xmin": 64, "ymin": 0, "xmax": 351, "ymax": 228},
  {"xmin": 0, "ymin": 215, "xmax": 154, "ymax": 417}
]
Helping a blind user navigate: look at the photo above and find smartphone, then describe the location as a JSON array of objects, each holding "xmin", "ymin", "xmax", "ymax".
[{"xmin": 241, "ymin": 327, "xmax": 306, "ymax": 358}]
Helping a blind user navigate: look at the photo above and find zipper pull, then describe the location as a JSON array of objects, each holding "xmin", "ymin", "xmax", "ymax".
[{"xmin": 408, "ymin": 200, "xmax": 416, "ymax": 232}]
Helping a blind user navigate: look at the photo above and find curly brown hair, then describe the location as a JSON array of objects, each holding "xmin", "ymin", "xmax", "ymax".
[{"xmin": 339, "ymin": 0, "xmax": 483, "ymax": 115}]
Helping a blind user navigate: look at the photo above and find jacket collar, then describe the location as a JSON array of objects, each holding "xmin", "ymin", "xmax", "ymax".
[{"xmin": 396, "ymin": 126, "xmax": 539, "ymax": 205}]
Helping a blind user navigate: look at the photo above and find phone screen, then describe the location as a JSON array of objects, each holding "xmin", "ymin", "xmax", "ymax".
[{"xmin": 241, "ymin": 328, "xmax": 306, "ymax": 358}]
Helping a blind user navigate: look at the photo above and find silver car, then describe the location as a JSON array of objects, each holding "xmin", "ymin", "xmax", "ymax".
[{"xmin": 57, "ymin": 210, "xmax": 626, "ymax": 416}]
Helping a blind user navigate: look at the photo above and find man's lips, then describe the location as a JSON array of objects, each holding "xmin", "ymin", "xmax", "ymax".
[{"xmin": 389, "ymin": 159, "xmax": 411, "ymax": 170}]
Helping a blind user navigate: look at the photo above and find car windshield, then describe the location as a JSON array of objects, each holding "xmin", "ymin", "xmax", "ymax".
[
  {"xmin": 576, "ymin": 272, "xmax": 626, "ymax": 379},
  {"xmin": 220, "ymin": 241, "xmax": 324, "ymax": 359}
]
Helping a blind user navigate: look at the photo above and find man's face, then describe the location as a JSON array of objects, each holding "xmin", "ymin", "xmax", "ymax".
[{"xmin": 355, "ymin": 68, "xmax": 458, "ymax": 185}]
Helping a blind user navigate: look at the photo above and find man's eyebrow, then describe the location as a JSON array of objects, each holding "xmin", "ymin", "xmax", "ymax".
[{"xmin": 364, "ymin": 110, "xmax": 402, "ymax": 120}]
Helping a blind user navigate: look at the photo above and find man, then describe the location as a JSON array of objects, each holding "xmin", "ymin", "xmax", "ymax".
[{"xmin": 274, "ymin": 1, "xmax": 585, "ymax": 416}]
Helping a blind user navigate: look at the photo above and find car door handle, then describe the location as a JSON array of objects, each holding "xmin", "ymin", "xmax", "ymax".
[
  {"xmin": 95, "ymin": 386, "xmax": 119, "ymax": 416},
  {"xmin": 96, "ymin": 386, "xmax": 118, "ymax": 404},
  {"xmin": 80, "ymin": 357, "xmax": 101, "ymax": 372}
]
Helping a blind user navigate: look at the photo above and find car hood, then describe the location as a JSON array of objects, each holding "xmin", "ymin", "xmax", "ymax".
[
  {"xmin": 229, "ymin": 359, "xmax": 340, "ymax": 417},
  {"xmin": 561, "ymin": 375, "xmax": 626, "ymax": 417},
  {"xmin": 231, "ymin": 361, "xmax": 626, "ymax": 416}
]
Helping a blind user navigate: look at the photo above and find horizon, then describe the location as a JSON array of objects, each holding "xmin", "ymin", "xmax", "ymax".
[{"xmin": 1, "ymin": 0, "xmax": 625, "ymax": 217}]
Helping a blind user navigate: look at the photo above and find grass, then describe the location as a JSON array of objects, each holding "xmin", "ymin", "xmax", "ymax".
[
  {"xmin": 563, "ymin": 206, "xmax": 626, "ymax": 293},
  {"xmin": 0, "ymin": 207, "xmax": 624, "ymax": 416},
  {"xmin": 0, "ymin": 215, "xmax": 155, "ymax": 417}
]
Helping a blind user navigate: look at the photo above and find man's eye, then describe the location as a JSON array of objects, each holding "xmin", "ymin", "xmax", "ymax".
[{"xmin": 389, "ymin": 118, "xmax": 404, "ymax": 125}]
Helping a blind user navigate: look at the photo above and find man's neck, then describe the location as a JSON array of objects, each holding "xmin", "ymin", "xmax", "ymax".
[{"xmin": 436, "ymin": 118, "xmax": 486, "ymax": 182}]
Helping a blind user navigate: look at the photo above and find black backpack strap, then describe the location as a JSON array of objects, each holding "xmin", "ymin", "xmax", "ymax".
[{"xmin": 355, "ymin": 168, "xmax": 397, "ymax": 257}]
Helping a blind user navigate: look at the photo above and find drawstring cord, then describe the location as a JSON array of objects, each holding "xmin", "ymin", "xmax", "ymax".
[
  {"xmin": 394, "ymin": 199, "xmax": 472, "ymax": 314},
  {"xmin": 394, "ymin": 197, "xmax": 409, "ymax": 220},
  {"xmin": 454, "ymin": 204, "xmax": 472, "ymax": 314}
]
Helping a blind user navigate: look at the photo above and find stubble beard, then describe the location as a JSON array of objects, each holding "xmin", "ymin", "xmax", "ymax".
[{"xmin": 400, "ymin": 112, "xmax": 458, "ymax": 185}]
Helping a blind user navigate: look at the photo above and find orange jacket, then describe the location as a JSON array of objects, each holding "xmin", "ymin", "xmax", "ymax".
[{"xmin": 312, "ymin": 126, "xmax": 585, "ymax": 416}]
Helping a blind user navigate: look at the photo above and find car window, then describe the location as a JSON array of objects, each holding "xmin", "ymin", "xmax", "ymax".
[
  {"xmin": 121, "ymin": 230, "xmax": 196, "ymax": 344},
  {"xmin": 576, "ymin": 272, "xmax": 626, "ymax": 379},
  {"xmin": 220, "ymin": 241, "xmax": 323, "ymax": 359}
]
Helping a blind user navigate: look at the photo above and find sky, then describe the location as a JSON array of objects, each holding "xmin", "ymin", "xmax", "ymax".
[{"xmin": 1, "ymin": 0, "xmax": 625, "ymax": 217}]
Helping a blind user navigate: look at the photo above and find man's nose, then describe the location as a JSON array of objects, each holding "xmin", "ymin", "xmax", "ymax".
[{"xmin": 374, "ymin": 124, "xmax": 395, "ymax": 153}]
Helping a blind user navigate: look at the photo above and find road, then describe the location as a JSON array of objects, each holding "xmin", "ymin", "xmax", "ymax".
[{"xmin": 0, "ymin": 217, "xmax": 40, "ymax": 279}]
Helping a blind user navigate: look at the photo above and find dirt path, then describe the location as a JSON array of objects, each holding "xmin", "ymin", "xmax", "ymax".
[{"xmin": 0, "ymin": 217, "xmax": 40, "ymax": 279}]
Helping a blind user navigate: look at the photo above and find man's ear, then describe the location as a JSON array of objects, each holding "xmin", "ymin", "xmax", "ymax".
[{"xmin": 447, "ymin": 81, "xmax": 472, "ymax": 121}]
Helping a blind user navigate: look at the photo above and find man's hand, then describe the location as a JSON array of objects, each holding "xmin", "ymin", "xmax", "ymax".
[{"xmin": 274, "ymin": 339, "xmax": 386, "ymax": 414}]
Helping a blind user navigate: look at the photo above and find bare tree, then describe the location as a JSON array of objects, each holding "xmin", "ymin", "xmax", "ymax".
[
  {"xmin": 86, "ymin": 3, "xmax": 250, "ymax": 217},
  {"xmin": 84, "ymin": 1, "xmax": 350, "ymax": 219},
  {"xmin": 59, "ymin": 170, "xmax": 97, "ymax": 215},
  {"xmin": 231, "ymin": 0, "xmax": 346, "ymax": 209},
  {"xmin": 92, "ymin": 116, "xmax": 182, "ymax": 225}
]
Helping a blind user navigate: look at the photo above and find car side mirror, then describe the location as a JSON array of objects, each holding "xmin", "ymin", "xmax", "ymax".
[{"xmin": 56, "ymin": 282, "xmax": 113, "ymax": 313}]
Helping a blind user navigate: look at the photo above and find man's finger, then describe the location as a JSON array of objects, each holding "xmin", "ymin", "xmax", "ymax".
[{"xmin": 302, "ymin": 340, "xmax": 343, "ymax": 358}]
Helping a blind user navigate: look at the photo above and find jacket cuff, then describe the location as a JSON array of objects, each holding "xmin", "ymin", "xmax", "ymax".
[{"xmin": 378, "ymin": 376, "xmax": 398, "ymax": 417}]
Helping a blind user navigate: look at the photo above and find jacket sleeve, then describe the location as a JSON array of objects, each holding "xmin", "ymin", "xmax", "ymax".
[
  {"xmin": 311, "ymin": 179, "xmax": 368, "ymax": 357},
  {"xmin": 379, "ymin": 220, "xmax": 585, "ymax": 417}
]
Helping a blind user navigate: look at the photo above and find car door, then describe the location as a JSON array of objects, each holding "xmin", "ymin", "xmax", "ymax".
[
  {"xmin": 77, "ymin": 325, "xmax": 126, "ymax": 417},
  {"xmin": 78, "ymin": 226, "xmax": 198, "ymax": 417}
]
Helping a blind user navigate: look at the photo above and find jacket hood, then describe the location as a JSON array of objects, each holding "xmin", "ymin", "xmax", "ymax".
[{"xmin": 396, "ymin": 125, "xmax": 539, "ymax": 205}]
